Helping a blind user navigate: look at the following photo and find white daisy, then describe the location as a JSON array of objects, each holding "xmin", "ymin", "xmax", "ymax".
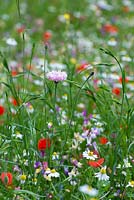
[
  {"xmin": 79, "ymin": 184, "xmax": 98, "ymax": 196},
  {"xmin": 95, "ymin": 166, "xmax": 109, "ymax": 181},
  {"xmin": 48, "ymin": 169, "xmax": 60, "ymax": 178},
  {"xmin": 83, "ymin": 149, "xmax": 98, "ymax": 160},
  {"xmin": 126, "ymin": 180, "xmax": 134, "ymax": 188}
]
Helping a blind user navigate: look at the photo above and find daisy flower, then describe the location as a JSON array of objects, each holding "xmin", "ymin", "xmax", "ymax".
[
  {"xmin": 19, "ymin": 174, "xmax": 27, "ymax": 184},
  {"xmin": 48, "ymin": 169, "xmax": 60, "ymax": 178},
  {"xmin": 95, "ymin": 166, "xmax": 109, "ymax": 181},
  {"xmin": 83, "ymin": 149, "xmax": 98, "ymax": 160},
  {"xmin": 126, "ymin": 180, "xmax": 134, "ymax": 188},
  {"xmin": 52, "ymin": 152, "xmax": 59, "ymax": 160},
  {"xmin": 79, "ymin": 185, "xmax": 98, "ymax": 196}
]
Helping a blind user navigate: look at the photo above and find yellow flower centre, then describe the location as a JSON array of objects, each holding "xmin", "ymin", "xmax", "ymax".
[
  {"xmin": 88, "ymin": 151, "xmax": 94, "ymax": 156},
  {"xmin": 16, "ymin": 131, "xmax": 20, "ymax": 135},
  {"xmin": 20, "ymin": 175, "xmax": 26, "ymax": 180},
  {"xmin": 130, "ymin": 181, "xmax": 134, "ymax": 186},
  {"xmin": 64, "ymin": 13, "xmax": 70, "ymax": 20},
  {"xmin": 51, "ymin": 169, "xmax": 56, "ymax": 173},
  {"xmin": 53, "ymin": 152, "xmax": 57, "ymax": 156},
  {"xmin": 29, "ymin": 105, "xmax": 33, "ymax": 109},
  {"xmin": 87, "ymin": 186, "xmax": 92, "ymax": 191},
  {"xmin": 100, "ymin": 168, "xmax": 106, "ymax": 174}
]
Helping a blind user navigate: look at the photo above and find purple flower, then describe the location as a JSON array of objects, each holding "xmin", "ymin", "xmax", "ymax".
[
  {"xmin": 46, "ymin": 71, "xmax": 67, "ymax": 82},
  {"xmin": 34, "ymin": 161, "xmax": 42, "ymax": 168}
]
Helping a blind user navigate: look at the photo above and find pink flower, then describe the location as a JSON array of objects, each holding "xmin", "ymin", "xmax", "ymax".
[{"xmin": 46, "ymin": 71, "xmax": 67, "ymax": 82}]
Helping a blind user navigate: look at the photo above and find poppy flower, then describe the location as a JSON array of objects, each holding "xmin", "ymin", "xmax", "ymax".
[
  {"xmin": 76, "ymin": 63, "xmax": 89, "ymax": 73},
  {"xmin": 38, "ymin": 138, "xmax": 51, "ymax": 151},
  {"xmin": 0, "ymin": 105, "xmax": 5, "ymax": 115},
  {"xmin": 122, "ymin": 6, "xmax": 129, "ymax": 13},
  {"xmin": 118, "ymin": 77, "xmax": 129, "ymax": 83},
  {"xmin": 0, "ymin": 172, "xmax": 13, "ymax": 186},
  {"xmin": 11, "ymin": 98, "xmax": 18, "ymax": 106},
  {"xmin": 99, "ymin": 137, "xmax": 108, "ymax": 145},
  {"xmin": 102, "ymin": 24, "xmax": 118, "ymax": 34},
  {"xmin": 43, "ymin": 31, "xmax": 52, "ymax": 41},
  {"xmin": 88, "ymin": 158, "xmax": 104, "ymax": 168},
  {"xmin": 17, "ymin": 25, "xmax": 25, "ymax": 34},
  {"xmin": 112, "ymin": 87, "xmax": 121, "ymax": 96},
  {"xmin": 11, "ymin": 70, "xmax": 18, "ymax": 76}
]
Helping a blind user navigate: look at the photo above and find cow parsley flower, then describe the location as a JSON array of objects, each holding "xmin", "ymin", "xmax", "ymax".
[{"xmin": 46, "ymin": 71, "xmax": 67, "ymax": 82}]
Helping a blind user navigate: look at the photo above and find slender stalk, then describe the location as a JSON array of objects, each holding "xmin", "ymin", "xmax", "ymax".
[
  {"xmin": 53, "ymin": 82, "xmax": 58, "ymax": 126},
  {"xmin": 69, "ymin": 71, "xmax": 94, "ymax": 129},
  {"xmin": 16, "ymin": 0, "xmax": 21, "ymax": 18},
  {"xmin": 42, "ymin": 44, "xmax": 48, "ymax": 131}
]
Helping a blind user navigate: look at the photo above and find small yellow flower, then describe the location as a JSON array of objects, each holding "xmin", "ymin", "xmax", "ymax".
[
  {"xmin": 32, "ymin": 178, "xmax": 37, "ymax": 183},
  {"xmin": 35, "ymin": 168, "xmax": 41, "ymax": 174}
]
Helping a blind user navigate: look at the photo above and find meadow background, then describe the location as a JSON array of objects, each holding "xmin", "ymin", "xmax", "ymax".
[{"xmin": 0, "ymin": 0, "xmax": 134, "ymax": 199}]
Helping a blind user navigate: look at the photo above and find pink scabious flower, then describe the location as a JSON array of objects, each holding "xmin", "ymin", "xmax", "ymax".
[{"xmin": 46, "ymin": 71, "xmax": 67, "ymax": 82}]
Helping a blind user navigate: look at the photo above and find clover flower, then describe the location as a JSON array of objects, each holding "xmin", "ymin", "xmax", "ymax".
[
  {"xmin": 95, "ymin": 166, "xmax": 109, "ymax": 181},
  {"xmin": 46, "ymin": 71, "xmax": 67, "ymax": 82}
]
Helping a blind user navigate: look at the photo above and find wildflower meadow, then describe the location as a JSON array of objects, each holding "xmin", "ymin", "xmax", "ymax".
[{"xmin": 0, "ymin": 0, "xmax": 134, "ymax": 199}]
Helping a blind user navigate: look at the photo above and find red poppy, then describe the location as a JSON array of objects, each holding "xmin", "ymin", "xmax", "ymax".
[
  {"xmin": 118, "ymin": 77, "xmax": 129, "ymax": 83},
  {"xmin": 11, "ymin": 70, "xmax": 18, "ymax": 76},
  {"xmin": 88, "ymin": 158, "xmax": 104, "ymax": 168},
  {"xmin": 11, "ymin": 98, "xmax": 18, "ymax": 106},
  {"xmin": 99, "ymin": 137, "xmax": 108, "ymax": 145},
  {"xmin": 112, "ymin": 87, "xmax": 121, "ymax": 96},
  {"xmin": 17, "ymin": 25, "xmax": 25, "ymax": 34},
  {"xmin": 103, "ymin": 24, "xmax": 118, "ymax": 34},
  {"xmin": 76, "ymin": 63, "xmax": 89, "ymax": 73},
  {"xmin": 0, "ymin": 172, "xmax": 13, "ymax": 186},
  {"xmin": 38, "ymin": 138, "xmax": 51, "ymax": 151},
  {"xmin": 43, "ymin": 31, "xmax": 52, "ymax": 41},
  {"xmin": 122, "ymin": 6, "xmax": 129, "ymax": 13},
  {"xmin": 0, "ymin": 106, "xmax": 5, "ymax": 115}
]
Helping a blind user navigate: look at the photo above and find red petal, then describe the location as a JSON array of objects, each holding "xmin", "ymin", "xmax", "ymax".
[{"xmin": 88, "ymin": 158, "xmax": 104, "ymax": 168}]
